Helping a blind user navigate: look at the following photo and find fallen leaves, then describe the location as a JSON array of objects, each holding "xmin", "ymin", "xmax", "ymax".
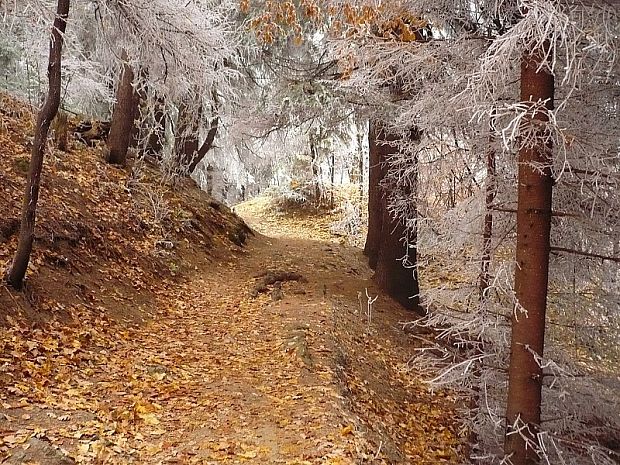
[{"xmin": 1, "ymin": 94, "xmax": 461, "ymax": 464}]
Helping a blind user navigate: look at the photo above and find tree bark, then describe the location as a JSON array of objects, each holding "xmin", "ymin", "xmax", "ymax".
[
  {"xmin": 504, "ymin": 42, "xmax": 554, "ymax": 465},
  {"xmin": 358, "ymin": 128, "xmax": 364, "ymax": 200},
  {"xmin": 329, "ymin": 153, "xmax": 335, "ymax": 208},
  {"xmin": 6, "ymin": 0, "xmax": 70, "ymax": 290},
  {"xmin": 106, "ymin": 52, "xmax": 138, "ymax": 165},
  {"xmin": 364, "ymin": 120, "xmax": 383, "ymax": 269},
  {"xmin": 175, "ymin": 101, "xmax": 199, "ymax": 169},
  {"xmin": 175, "ymin": 102, "xmax": 218, "ymax": 175},
  {"xmin": 188, "ymin": 117, "xmax": 218, "ymax": 174},
  {"xmin": 373, "ymin": 125, "xmax": 421, "ymax": 312},
  {"xmin": 309, "ymin": 137, "xmax": 321, "ymax": 202},
  {"xmin": 145, "ymin": 95, "xmax": 166, "ymax": 157},
  {"xmin": 479, "ymin": 112, "xmax": 497, "ymax": 298}
]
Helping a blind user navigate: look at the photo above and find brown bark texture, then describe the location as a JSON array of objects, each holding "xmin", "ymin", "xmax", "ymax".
[
  {"xmin": 175, "ymin": 101, "xmax": 199, "ymax": 168},
  {"xmin": 7, "ymin": 0, "xmax": 70, "ymax": 289},
  {"xmin": 363, "ymin": 121, "xmax": 383, "ymax": 269},
  {"xmin": 504, "ymin": 42, "xmax": 554, "ymax": 465},
  {"xmin": 309, "ymin": 137, "xmax": 321, "ymax": 202},
  {"xmin": 372, "ymin": 125, "xmax": 421, "ymax": 312},
  {"xmin": 106, "ymin": 53, "xmax": 138, "ymax": 165},
  {"xmin": 145, "ymin": 95, "xmax": 166, "ymax": 157},
  {"xmin": 480, "ymin": 114, "xmax": 497, "ymax": 298},
  {"xmin": 189, "ymin": 117, "xmax": 218, "ymax": 174},
  {"xmin": 175, "ymin": 102, "xmax": 218, "ymax": 175}
]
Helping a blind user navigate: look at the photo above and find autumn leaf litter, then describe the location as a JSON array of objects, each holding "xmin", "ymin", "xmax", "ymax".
[{"xmin": 1, "ymin": 96, "xmax": 461, "ymax": 464}]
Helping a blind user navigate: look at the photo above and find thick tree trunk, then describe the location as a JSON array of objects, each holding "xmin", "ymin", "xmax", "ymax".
[
  {"xmin": 106, "ymin": 52, "xmax": 138, "ymax": 165},
  {"xmin": 6, "ymin": 0, "xmax": 70, "ymax": 290},
  {"xmin": 504, "ymin": 42, "xmax": 554, "ymax": 465},
  {"xmin": 373, "ymin": 126, "xmax": 421, "ymax": 312},
  {"xmin": 364, "ymin": 120, "xmax": 383, "ymax": 269}
]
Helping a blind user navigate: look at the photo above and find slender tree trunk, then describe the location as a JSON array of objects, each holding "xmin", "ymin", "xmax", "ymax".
[
  {"xmin": 364, "ymin": 120, "xmax": 383, "ymax": 269},
  {"xmin": 206, "ymin": 165, "xmax": 214, "ymax": 196},
  {"xmin": 175, "ymin": 88, "xmax": 219, "ymax": 175},
  {"xmin": 504, "ymin": 42, "xmax": 554, "ymax": 465},
  {"xmin": 175, "ymin": 101, "xmax": 200, "ymax": 168},
  {"xmin": 145, "ymin": 95, "xmax": 166, "ymax": 157},
  {"xmin": 480, "ymin": 113, "xmax": 497, "ymax": 298},
  {"xmin": 6, "ymin": 0, "xmax": 70, "ymax": 290},
  {"xmin": 373, "ymin": 126, "xmax": 421, "ymax": 312},
  {"xmin": 358, "ymin": 129, "xmax": 364, "ymax": 200},
  {"xmin": 329, "ymin": 153, "xmax": 335, "ymax": 208},
  {"xmin": 309, "ymin": 137, "xmax": 321, "ymax": 202},
  {"xmin": 106, "ymin": 52, "xmax": 138, "ymax": 165},
  {"xmin": 188, "ymin": 117, "xmax": 218, "ymax": 174}
]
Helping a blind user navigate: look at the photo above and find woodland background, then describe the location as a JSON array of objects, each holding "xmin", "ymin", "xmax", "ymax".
[{"xmin": 0, "ymin": 0, "xmax": 619, "ymax": 464}]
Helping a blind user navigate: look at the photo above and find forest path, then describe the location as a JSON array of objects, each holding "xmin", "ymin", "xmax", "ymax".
[
  {"xmin": 121, "ymin": 219, "xmax": 372, "ymax": 464},
  {"xmin": 2, "ymin": 199, "xmax": 460, "ymax": 464}
]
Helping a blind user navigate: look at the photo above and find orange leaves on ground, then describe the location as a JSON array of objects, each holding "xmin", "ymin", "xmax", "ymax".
[{"xmin": 2, "ymin": 92, "xmax": 460, "ymax": 463}]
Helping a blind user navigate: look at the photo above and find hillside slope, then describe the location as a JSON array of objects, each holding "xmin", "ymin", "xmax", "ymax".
[{"xmin": 0, "ymin": 94, "xmax": 251, "ymax": 327}]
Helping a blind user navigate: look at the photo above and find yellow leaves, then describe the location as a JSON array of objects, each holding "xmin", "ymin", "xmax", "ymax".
[
  {"xmin": 377, "ymin": 13, "xmax": 428, "ymax": 42},
  {"xmin": 237, "ymin": 448, "xmax": 258, "ymax": 459},
  {"xmin": 135, "ymin": 399, "xmax": 162, "ymax": 423},
  {"xmin": 1, "ymin": 433, "xmax": 29, "ymax": 447},
  {"xmin": 139, "ymin": 412, "xmax": 161, "ymax": 426},
  {"xmin": 340, "ymin": 424, "xmax": 354, "ymax": 436},
  {"xmin": 324, "ymin": 458, "xmax": 351, "ymax": 465}
]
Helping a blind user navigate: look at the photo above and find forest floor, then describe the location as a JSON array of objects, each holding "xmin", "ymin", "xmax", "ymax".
[
  {"xmin": 1, "ymin": 197, "xmax": 461, "ymax": 464},
  {"xmin": 0, "ymin": 95, "xmax": 460, "ymax": 464}
]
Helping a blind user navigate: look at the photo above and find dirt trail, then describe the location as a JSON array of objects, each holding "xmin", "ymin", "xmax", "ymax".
[
  {"xmin": 1, "ymin": 203, "xmax": 460, "ymax": 464},
  {"xmin": 119, "ymin": 232, "xmax": 367, "ymax": 464}
]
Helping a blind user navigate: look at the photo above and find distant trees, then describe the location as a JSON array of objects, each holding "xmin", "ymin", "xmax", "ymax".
[
  {"xmin": 6, "ymin": 0, "xmax": 70, "ymax": 289},
  {"xmin": 1, "ymin": 0, "xmax": 617, "ymax": 461}
]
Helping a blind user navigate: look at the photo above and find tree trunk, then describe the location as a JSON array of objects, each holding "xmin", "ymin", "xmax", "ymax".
[
  {"xmin": 504, "ymin": 42, "xmax": 554, "ymax": 465},
  {"xmin": 479, "ymin": 113, "xmax": 497, "ymax": 298},
  {"xmin": 6, "ymin": 0, "xmax": 70, "ymax": 290},
  {"xmin": 329, "ymin": 153, "xmax": 335, "ymax": 208},
  {"xmin": 188, "ymin": 117, "xmax": 218, "ymax": 174},
  {"xmin": 206, "ymin": 165, "xmax": 214, "ymax": 196},
  {"xmin": 145, "ymin": 95, "xmax": 166, "ymax": 157},
  {"xmin": 309, "ymin": 137, "xmax": 321, "ymax": 202},
  {"xmin": 373, "ymin": 126, "xmax": 421, "ymax": 312},
  {"xmin": 175, "ymin": 101, "xmax": 199, "ymax": 169},
  {"xmin": 358, "ymin": 128, "xmax": 364, "ymax": 200},
  {"xmin": 175, "ymin": 87, "xmax": 220, "ymax": 176},
  {"xmin": 106, "ymin": 52, "xmax": 138, "ymax": 165},
  {"xmin": 364, "ymin": 120, "xmax": 383, "ymax": 269}
]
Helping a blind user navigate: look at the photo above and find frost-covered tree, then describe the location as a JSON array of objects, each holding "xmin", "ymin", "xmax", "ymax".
[{"xmin": 321, "ymin": 0, "xmax": 620, "ymax": 463}]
